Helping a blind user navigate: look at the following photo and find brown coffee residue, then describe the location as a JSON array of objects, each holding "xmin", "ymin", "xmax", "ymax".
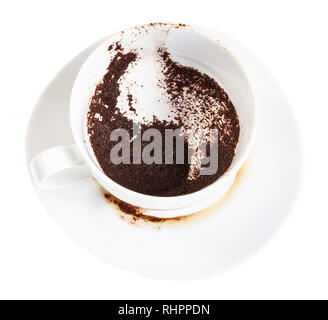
[
  {"xmin": 146, "ymin": 22, "xmax": 186, "ymax": 28},
  {"xmin": 103, "ymin": 191, "xmax": 184, "ymax": 225},
  {"xmin": 158, "ymin": 48, "xmax": 240, "ymax": 183},
  {"xmin": 101, "ymin": 157, "xmax": 250, "ymax": 228},
  {"xmin": 87, "ymin": 45, "xmax": 239, "ymax": 197},
  {"xmin": 103, "ymin": 193, "xmax": 142, "ymax": 215}
]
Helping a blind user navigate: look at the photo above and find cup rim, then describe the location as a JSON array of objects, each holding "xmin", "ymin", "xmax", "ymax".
[{"xmin": 70, "ymin": 22, "xmax": 257, "ymax": 208}]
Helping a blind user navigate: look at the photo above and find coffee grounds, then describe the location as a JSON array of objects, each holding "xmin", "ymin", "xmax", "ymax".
[
  {"xmin": 87, "ymin": 44, "xmax": 239, "ymax": 196},
  {"xmin": 157, "ymin": 48, "xmax": 240, "ymax": 182},
  {"xmin": 104, "ymin": 192, "xmax": 165, "ymax": 223},
  {"xmin": 104, "ymin": 193, "xmax": 142, "ymax": 215}
]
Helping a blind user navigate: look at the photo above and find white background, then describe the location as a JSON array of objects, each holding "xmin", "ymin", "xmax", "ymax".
[{"xmin": 0, "ymin": 0, "xmax": 327, "ymax": 300}]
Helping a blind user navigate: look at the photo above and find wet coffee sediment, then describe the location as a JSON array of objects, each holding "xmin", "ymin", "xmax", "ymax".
[{"xmin": 87, "ymin": 27, "xmax": 239, "ymax": 196}]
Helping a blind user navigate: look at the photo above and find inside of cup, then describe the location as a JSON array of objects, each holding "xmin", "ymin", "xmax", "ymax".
[
  {"xmin": 164, "ymin": 27, "xmax": 255, "ymax": 172},
  {"xmin": 72, "ymin": 23, "xmax": 255, "ymax": 199}
]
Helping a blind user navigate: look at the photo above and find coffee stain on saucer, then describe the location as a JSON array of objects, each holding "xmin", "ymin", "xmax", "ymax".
[
  {"xmin": 185, "ymin": 156, "xmax": 250, "ymax": 223},
  {"xmin": 98, "ymin": 157, "xmax": 251, "ymax": 229}
]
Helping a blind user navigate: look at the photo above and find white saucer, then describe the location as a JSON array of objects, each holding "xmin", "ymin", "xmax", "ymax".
[{"xmin": 25, "ymin": 29, "xmax": 302, "ymax": 280}]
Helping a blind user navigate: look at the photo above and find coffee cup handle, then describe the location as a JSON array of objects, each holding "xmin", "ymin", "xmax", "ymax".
[{"xmin": 30, "ymin": 145, "xmax": 92, "ymax": 189}]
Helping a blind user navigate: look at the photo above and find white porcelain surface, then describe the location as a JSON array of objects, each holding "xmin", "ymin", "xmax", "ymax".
[{"xmin": 25, "ymin": 28, "xmax": 302, "ymax": 280}]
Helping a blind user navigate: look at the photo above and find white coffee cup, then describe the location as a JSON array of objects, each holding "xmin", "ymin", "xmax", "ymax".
[{"xmin": 30, "ymin": 23, "xmax": 256, "ymax": 217}]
